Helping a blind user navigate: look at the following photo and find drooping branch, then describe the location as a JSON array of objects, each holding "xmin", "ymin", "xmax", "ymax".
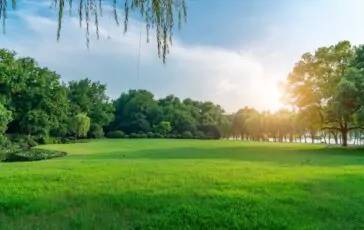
[{"xmin": 0, "ymin": 0, "xmax": 187, "ymax": 63}]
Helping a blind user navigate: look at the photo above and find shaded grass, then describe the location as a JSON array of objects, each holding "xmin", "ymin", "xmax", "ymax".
[{"xmin": 1, "ymin": 139, "xmax": 364, "ymax": 229}]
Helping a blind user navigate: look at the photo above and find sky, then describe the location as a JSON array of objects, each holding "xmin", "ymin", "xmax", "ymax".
[{"xmin": 1, "ymin": 0, "xmax": 364, "ymax": 112}]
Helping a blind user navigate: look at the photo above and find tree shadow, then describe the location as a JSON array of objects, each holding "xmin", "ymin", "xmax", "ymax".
[
  {"xmin": 1, "ymin": 173, "xmax": 364, "ymax": 229},
  {"xmin": 66, "ymin": 143, "xmax": 364, "ymax": 167}
]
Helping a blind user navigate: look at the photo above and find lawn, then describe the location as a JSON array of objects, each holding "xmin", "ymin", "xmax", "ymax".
[{"xmin": 1, "ymin": 139, "xmax": 364, "ymax": 229}]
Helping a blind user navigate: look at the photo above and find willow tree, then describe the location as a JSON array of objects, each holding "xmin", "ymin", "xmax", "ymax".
[{"xmin": 0, "ymin": 0, "xmax": 187, "ymax": 62}]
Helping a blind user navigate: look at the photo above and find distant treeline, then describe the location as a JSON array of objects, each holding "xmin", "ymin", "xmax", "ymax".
[{"xmin": 2, "ymin": 40, "xmax": 364, "ymax": 147}]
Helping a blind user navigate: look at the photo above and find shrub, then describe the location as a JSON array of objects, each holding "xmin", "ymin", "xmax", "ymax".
[
  {"xmin": 147, "ymin": 132, "xmax": 155, "ymax": 138},
  {"xmin": 194, "ymin": 131, "xmax": 206, "ymax": 139},
  {"xmin": 36, "ymin": 136, "xmax": 58, "ymax": 145},
  {"xmin": 137, "ymin": 133, "xmax": 147, "ymax": 138},
  {"xmin": 89, "ymin": 124, "xmax": 105, "ymax": 139},
  {"xmin": 106, "ymin": 130, "xmax": 125, "ymax": 139},
  {"xmin": 2, "ymin": 148, "xmax": 67, "ymax": 162},
  {"xmin": 181, "ymin": 131, "xmax": 193, "ymax": 139},
  {"xmin": 154, "ymin": 133, "xmax": 163, "ymax": 138},
  {"xmin": 129, "ymin": 133, "xmax": 138, "ymax": 138}
]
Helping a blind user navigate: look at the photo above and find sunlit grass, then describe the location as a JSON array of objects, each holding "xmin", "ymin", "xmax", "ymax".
[{"xmin": 1, "ymin": 139, "xmax": 364, "ymax": 229}]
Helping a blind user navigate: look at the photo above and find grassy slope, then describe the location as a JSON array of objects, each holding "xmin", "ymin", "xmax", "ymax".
[{"xmin": 1, "ymin": 139, "xmax": 364, "ymax": 229}]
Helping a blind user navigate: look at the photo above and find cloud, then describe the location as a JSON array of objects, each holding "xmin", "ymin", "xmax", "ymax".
[
  {"xmin": 1, "ymin": 1, "xmax": 279, "ymax": 113},
  {"xmin": 2, "ymin": 0, "xmax": 363, "ymax": 113}
]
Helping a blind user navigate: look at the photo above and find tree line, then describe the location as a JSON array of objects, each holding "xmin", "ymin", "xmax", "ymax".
[{"xmin": 1, "ymin": 40, "xmax": 364, "ymax": 147}]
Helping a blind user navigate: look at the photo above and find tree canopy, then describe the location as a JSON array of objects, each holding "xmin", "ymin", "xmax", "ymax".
[
  {"xmin": 284, "ymin": 41, "xmax": 364, "ymax": 146},
  {"xmin": 2, "ymin": 41, "xmax": 364, "ymax": 146},
  {"xmin": 0, "ymin": 0, "xmax": 187, "ymax": 62}
]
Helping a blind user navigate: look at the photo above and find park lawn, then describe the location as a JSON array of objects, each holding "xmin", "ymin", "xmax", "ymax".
[{"xmin": 1, "ymin": 140, "xmax": 364, "ymax": 229}]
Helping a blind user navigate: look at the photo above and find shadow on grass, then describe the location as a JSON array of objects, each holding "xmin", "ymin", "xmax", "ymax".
[
  {"xmin": 1, "ymin": 173, "xmax": 364, "ymax": 230},
  {"xmin": 66, "ymin": 144, "xmax": 364, "ymax": 167}
]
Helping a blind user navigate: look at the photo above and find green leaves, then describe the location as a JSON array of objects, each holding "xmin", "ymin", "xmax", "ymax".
[
  {"xmin": 70, "ymin": 113, "xmax": 91, "ymax": 138},
  {"xmin": 0, "ymin": 0, "xmax": 187, "ymax": 63},
  {"xmin": 0, "ymin": 103, "xmax": 11, "ymax": 133}
]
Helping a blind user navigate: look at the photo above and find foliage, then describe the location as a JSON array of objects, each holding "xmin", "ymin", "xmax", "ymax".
[
  {"xmin": 111, "ymin": 90, "xmax": 225, "ymax": 139},
  {"xmin": 69, "ymin": 113, "xmax": 91, "ymax": 138},
  {"xmin": 284, "ymin": 41, "xmax": 364, "ymax": 146},
  {"xmin": 0, "ymin": 103, "xmax": 11, "ymax": 133},
  {"xmin": 181, "ymin": 131, "xmax": 193, "ymax": 139},
  {"xmin": 68, "ymin": 78, "xmax": 114, "ymax": 130},
  {"xmin": 1, "ymin": 148, "xmax": 67, "ymax": 162},
  {"xmin": 153, "ymin": 121, "xmax": 172, "ymax": 135},
  {"xmin": 0, "ymin": 0, "xmax": 187, "ymax": 63},
  {"xmin": 89, "ymin": 123, "xmax": 105, "ymax": 139},
  {"xmin": 106, "ymin": 130, "xmax": 125, "ymax": 139}
]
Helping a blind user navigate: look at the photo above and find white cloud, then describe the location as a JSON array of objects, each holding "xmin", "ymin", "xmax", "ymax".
[{"xmin": 1, "ymin": 0, "xmax": 363, "ymax": 112}]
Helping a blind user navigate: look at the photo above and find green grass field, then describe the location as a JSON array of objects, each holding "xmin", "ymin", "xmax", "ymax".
[{"xmin": 1, "ymin": 139, "xmax": 364, "ymax": 229}]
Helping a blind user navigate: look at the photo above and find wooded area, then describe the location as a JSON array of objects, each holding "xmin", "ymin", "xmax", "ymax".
[{"xmin": 1, "ymin": 40, "xmax": 364, "ymax": 147}]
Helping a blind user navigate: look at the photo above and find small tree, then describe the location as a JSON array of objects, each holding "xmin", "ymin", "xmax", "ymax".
[
  {"xmin": 154, "ymin": 121, "xmax": 172, "ymax": 135},
  {"xmin": 70, "ymin": 113, "xmax": 91, "ymax": 138}
]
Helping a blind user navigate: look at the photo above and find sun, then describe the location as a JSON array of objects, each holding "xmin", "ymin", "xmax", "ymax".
[{"xmin": 263, "ymin": 85, "xmax": 284, "ymax": 112}]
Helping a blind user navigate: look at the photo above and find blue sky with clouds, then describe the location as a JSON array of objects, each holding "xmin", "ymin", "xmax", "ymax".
[{"xmin": 1, "ymin": 0, "xmax": 364, "ymax": 112}]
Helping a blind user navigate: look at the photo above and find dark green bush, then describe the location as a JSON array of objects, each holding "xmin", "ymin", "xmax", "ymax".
[
  {"xmin": 181, "ymin": 131, "xmax": 193, "ymax": 139},
  {"xmin": 137, "ymin": 133, "xmax": 147, "ymax": 138},
  {"xmin": 129, "ymin": 133, "xmax": 138, "ymax": 138},
  {"xmin": 106, "ymin": 130, "xmax": 125, "ymax": 139},
  {"xmin": 154, "ymin": 133, "xmax": 163, "ymax": 138},
  {"xmin": 1, "ymin": 148, "xmax": 67, "ymax": 162},
  {"xmin": 89, "ymin": 124, "xmax": 105, "ymax": 139},
  {"xmin": 35, "ymin": 136, "xmax": 61, "ymax": 145},
  {"xmin": 194, "ymin": 131, "xmax": 206, "ymax": 139},
  {"xmin": 147, "ymin": 132, "xmax": 155, "ymax": 138}
]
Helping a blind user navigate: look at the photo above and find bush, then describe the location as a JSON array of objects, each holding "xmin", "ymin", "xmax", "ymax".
[
  {"xmin": 36, "ymin": 136, "xmax": 58, "ymax": 145},
  {"xmin": 147, "ymin": 132, "xmax": 155, "ymax": 138},
  {"xmin": 106, "ymin": 130, "xmax": 125, "ymax": 139},
  {"xmin": 154, "ymin": 133, "xmax": 163, "ymax": 138},
  {"xmin": 2, "ymin": 148, "xmax": 67, "ymax": 162},
  {"xmin": 89, "ymin": 124, "xmax": 105, "ymax": 139},
  {"xmin": 166, "ymin": 134, "xmax": 178, "ymax": 139},
  {"xmin": 194, "ymin": 131, "xmax": 206, "ymax": 139},
  {"xmin": 129, "ymin": 133, "xmax": 138, "ymax": 138},
  {"xmin": 137, "ymin": 133, "xmax": 147, "ymax": 138},
  {"xmin": 181, "ymin": 131, "xmax": 193, "ymax": 139}
]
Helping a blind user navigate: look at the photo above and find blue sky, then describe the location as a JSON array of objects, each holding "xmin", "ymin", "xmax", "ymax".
[{"xmin": 1, "ymin": 0, "xmax": 364, "ymax": 112}]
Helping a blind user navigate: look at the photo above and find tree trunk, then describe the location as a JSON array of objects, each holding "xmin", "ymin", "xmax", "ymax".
[
  {"xmin": 332, "ymin": 131, "xmax": 338, "ymax": 145},
  {"xmin": 310, "ymin": 132, "xmax": 314, "ymax": 144},
  {"xmin": 341, "ymin": 129, "xmax": 348, "ymax": 147}
]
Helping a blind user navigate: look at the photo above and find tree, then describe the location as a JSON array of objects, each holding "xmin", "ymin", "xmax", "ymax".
[
  {"xmin": 285, "ymin": 41, "xmax": 364, "ymax": 146},
  {"xmin": 68, "ymin": 78, "xmax": 114, "ymax": 131},
  {"xmin": 0, "ymin": 49, "xmax": 70, "ymax": 137},
  {"xmin": 70, "ymin": 113, "xmax": 91, "ymax": 138},
  {"xmin": 20, "ymin": 110, "xmax": 51, "ymax": 136},
  {"xmin": 0, "ymin": 103, "xmax": 11, "ymax": 134},
  {"xmin": 154, "ymin": 121, "xmax": 172, "ymax": 135},
  {"xmin": 0, "ymin": 0, "xmax": 187, "ymax": 63}
]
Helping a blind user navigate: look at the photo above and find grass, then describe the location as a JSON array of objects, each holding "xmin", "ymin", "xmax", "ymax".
[{"xmin": 1, "ymin": 139, "xmax": 364, "ymax": 229}]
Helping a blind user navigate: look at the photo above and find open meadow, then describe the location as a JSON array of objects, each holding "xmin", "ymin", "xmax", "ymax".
[{"xmin": 1, "ymin": 139, "xmax": 364, "ymax": 229}]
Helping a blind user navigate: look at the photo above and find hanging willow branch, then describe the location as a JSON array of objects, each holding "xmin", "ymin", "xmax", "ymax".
[{"xmin": 0, "ymin": 0, "xmax": 187, "ymax": 63}]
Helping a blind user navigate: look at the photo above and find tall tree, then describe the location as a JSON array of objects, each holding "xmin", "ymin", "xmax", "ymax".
[
  {"xmin": 68, "ymin": 78, "xmax": 114, "ymax": 134},
  {"xmin": 0, "ymin": 50, "xmax": 70, "ymax": 137},
  {"xmin": 285, "ymin": 41, "xmax": 364, "ymax": 146}
]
